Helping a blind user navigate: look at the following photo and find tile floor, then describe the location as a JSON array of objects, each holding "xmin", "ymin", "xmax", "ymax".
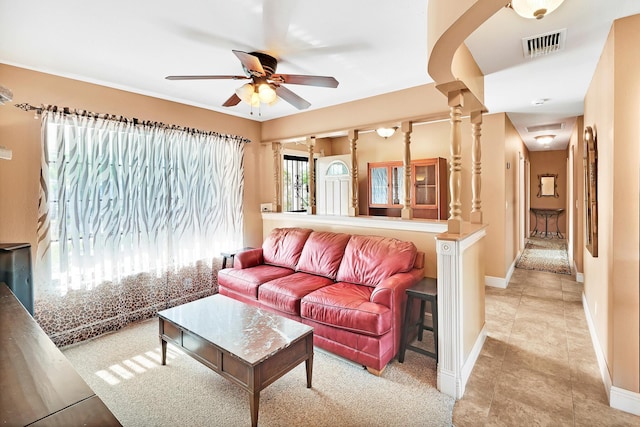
[{"xmin": 452, "ymin": 267, "xmax": 639, "ymax": 426}]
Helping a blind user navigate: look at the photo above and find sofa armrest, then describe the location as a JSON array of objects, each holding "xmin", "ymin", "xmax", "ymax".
[
  {"xmin": 370, "ymin": 268, "xmax": 425, "ymax": 308},
  {"xmin": 234, "ymin": 248, "xmax": 264, "ymax": 269}
]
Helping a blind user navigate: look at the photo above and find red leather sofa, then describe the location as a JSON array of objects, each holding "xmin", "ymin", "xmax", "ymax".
[{"xmin": 218, "ymin": 227, "xmax": 425, "ymax": 374}]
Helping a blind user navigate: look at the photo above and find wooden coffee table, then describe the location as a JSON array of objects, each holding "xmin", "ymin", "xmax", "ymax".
[{"xmin": 158, "ymin": 294, "xmax": 313, "ymax": 427}]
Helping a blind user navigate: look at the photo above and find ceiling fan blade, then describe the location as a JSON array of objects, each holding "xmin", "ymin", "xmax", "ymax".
[
  {"xmin": 275, "ymin": 86, "xmax": 311, "ymax": 110},
  {"xmin": 222, "ymin": 93, "xmax": 241, "ymax": 107},
  {"xmin": 232, "ymin": 50, "xmax": 265, "ymax": 77},
  {"xmin": 271, "ymin": 74, "xmax": 339, "ymax": 88},
  {"xmin": 166, "ymin": 75, "xmax": 249, "ymax": 81}
]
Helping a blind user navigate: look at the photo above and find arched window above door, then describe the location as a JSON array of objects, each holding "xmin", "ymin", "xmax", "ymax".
[{"xmin": 326, "ymin": 160, "xmax": 349, "ymax": 176}]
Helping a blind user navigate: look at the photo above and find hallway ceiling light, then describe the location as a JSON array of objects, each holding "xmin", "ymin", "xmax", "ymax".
[
  {"xmin": 510, "ymin": 0, "xmax": 565, "ymax": 20},
  {"xmin": 376, "ymin": 127, "xmax": 397, "ymax": 139},
  {"xmin": 535, "ymin": 134, "xmax": 555, "ymax": 144}
]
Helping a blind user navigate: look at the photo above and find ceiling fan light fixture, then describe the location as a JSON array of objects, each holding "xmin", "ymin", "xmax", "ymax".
[
  {"xmin": 258, "ymin": 83, "xmax": 277, "ymax": 104},
  {"xmin": 235, "ymin": 83, "xmax": 255, "ymax": 104},
  {"xmin": 510, "ymin": 0, "xmax": 564, "ymax": 19},
  {"xmin": 376, "ymin": 127, "xmax": 397, "ymax": 139}
]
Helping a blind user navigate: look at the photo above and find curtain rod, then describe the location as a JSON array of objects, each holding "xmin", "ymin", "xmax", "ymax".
[{"xmin": 14, "ymin": 103, "xmax": 251, "ymax": 144}]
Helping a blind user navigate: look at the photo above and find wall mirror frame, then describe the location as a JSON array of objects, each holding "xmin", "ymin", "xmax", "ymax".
[
  {"xmin": 584, "ymin": 126, "xmax": 598, "ymax": 257},
  {"xmin": 537, "ymin": 173, "xmax": 559, "ymax": 198}
]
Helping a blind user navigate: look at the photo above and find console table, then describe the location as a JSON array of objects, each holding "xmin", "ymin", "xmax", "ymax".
[
  {"xmin": 531, "ymin": 208, "xmax": 564, "ymax": 238},
  {"xmin": 0, "ymin": 283, "xmax": 121, "ymax": 426}
]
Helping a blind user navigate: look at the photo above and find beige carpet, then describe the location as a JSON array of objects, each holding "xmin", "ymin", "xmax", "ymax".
[{"xmin": 62, "ymin": 318, "xmax": 454, "ymax": 427}]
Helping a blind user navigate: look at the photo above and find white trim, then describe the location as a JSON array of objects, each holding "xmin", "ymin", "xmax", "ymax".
[
  {"xmin": 582, "ymin": 292, "xmax": 612, "ymax": 400},
  {"xmin": 261, "ymin": 212, "xmax": 449, "ymax": 234},
  {"xmin": 610, "ymin": 387, "xmax": 640, "ymax": 416},
  {"xmin": 485, "ymin": 254, "xmax": 517, "ymax": 289},
  {"xmin": 462, "ymin": 325, "xmax": 487, "ymax": 385},
  {"xmin": 485, "ymin": 275, "xmax": 508, "ymax": 289},
  {"xmin": 436, "ymin": 227, "xmax": 487, "ymax": 400},
  {"xmin": 460, "ymin": 228, "xmax": 487, "ymax": 251},
  {"xmin": 438, "ymin": 369, "xmax": 461, "ymax": 399},
  {"xmin": 583, "ymin": 293, "xmax": 640, "ymax": 415},
  {"xmin": 574, "ymin": 261, "xmax": 584, "ymax": 282}
]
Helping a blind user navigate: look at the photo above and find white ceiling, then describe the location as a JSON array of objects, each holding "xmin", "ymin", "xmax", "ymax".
[{"xmin": 1, "ymin": 0, "xmax": 639, "ymax": 151}]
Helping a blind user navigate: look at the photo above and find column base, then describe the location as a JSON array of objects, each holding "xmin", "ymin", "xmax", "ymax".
[
  {"xmin": 401, "ymin": 208, "xmax": 413, "ymax": 219},
  {"xmin": 447, "ymin": 218, "xmax": 462, "ymax": 234},
  {"xmin": 470, "ymin": 211, "xmax": 483, "ymax": 224}
]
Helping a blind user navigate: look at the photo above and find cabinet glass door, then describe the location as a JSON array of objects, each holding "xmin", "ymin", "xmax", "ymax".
[
  {"xmin": 414, "ymin": 164, "xmax": 436, "ymax": 205},
  {"xmin": 370, "ymin": 167, "xmax": 388, "ymax": 204}
]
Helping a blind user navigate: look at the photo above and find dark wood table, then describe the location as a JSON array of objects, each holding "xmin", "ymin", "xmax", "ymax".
[
  {"xmin": 0, "ymin": 283, "xmax": 121, "ymax": 427},
  {"xmin": 158, "ymin": 294, "xmax": 313, "ymax": 427}
]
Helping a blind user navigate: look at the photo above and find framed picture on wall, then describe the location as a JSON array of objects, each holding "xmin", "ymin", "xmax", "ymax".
[{"xmin": 584, "ymin": 126, "xmax": 598, "ymax": 257}]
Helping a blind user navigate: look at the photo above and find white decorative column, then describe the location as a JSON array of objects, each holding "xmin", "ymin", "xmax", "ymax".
[
  {"xmin": 448, "ymin": 90, "xmax": 464, "ymax": 234},
  {"xmin": 470, "ymin": 110, "xmax": 483, "ymax": 224},
  {"xmin": 348, "ymin": 129, "xmax": 359, "ymax": 217},
  {"xmin": 307, "ymin": 136, "xmax": 316, "ymax": 215},
  {"xmin": 401, "ymin": 121, "xmax": 413, "ymax": 219},
  {"xmin": 436, "ymin": 225, "xmax": 487, "ymax": 399},
  {"xmin": 272, "ymin": 142, "xmax": 283, "ymax": 212}
]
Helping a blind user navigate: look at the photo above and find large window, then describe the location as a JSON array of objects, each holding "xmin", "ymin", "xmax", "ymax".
[{"xmin": 37, "ymin": 112, "xmax": 245, "ymax": 295}]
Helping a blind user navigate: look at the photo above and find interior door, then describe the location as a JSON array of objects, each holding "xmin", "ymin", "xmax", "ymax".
[{"xmin": 316, "ymin": 155, "xmax": 352, "ymax": 216}]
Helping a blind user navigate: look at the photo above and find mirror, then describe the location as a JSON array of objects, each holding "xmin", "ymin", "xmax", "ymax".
[{"xmin": 537, "ymin": 173, "xmax": 559, "ymax": 198}]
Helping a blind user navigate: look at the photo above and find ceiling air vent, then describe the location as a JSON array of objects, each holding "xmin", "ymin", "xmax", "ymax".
[
  {"xmin": 522, "ymin": 29, "xmax": 566, "ymax": 58},
  {"xmin": 526, "ymin": 122, "xmax": 565, "ymax": 133}
]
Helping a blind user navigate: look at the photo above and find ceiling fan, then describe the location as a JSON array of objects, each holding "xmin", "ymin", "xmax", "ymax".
[{"xmin": 166, "ymin": 50, "xmax": 339, "ymax": 111}]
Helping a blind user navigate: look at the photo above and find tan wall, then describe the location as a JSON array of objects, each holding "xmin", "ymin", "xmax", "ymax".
[
  {"xmin": 583, "ymin": 14, "xmax": 640, "ymax": 393},
  {"xmin": 463, "ymin": 236, "xmax": 485, "ymax": 359},
  {"xmin": 611, "ymin": 15, "xmax": 640, "ymax": 392},
  {"xmin": 260, "ymin": 83, "xmax": 450, "ymax": 143},
  {"xmin": 0, "ymin": 64, "xmax": 265, "ymax": 252},
  {"xmin": 528, "ymin": 150, "xmax": 568, "ymax": 234}
]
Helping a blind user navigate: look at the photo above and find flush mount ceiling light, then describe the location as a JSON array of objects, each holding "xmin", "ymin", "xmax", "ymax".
[
  {"xmin": 510, "ymin": 0, "xmax": 565, "ymax": 20},
  {"xmin": 535, "ymin": 134, "xmax": 555, "ymax": 144},
  {"xmin": 376, "ymin": 127, "xmax": 397, "ymax": 139}
]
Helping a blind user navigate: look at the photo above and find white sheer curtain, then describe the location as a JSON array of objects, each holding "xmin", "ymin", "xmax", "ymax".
[{"xmin": 35, "ymin": 110, "xmax": 244, "ymax": 296}]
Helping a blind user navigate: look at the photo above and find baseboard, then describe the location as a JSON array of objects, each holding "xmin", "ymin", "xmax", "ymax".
[
  {"xmin": 610, "ymin": 386, "xmax": 640, "ymax": 415},
  {"xmin": 462, "ymin": 325, "xmax": 487, "ymax": 387},
  {"xmin": 485, "ymin": 257, "xmax": 517, "ymax": 289},
  {"xmin": 485, "ymin": 275, "xmax": 507, "ymax": 288},
  {"xmin": 574, "ymin": 261, "xmax": 584, "ymax": 282},
  {"xmin": 582, "ymin": 292, "xmax": 613, "ymax": 400},
  {"xmin": 437, "ymin": 368, "xmax": 460, "ymax": 399}
]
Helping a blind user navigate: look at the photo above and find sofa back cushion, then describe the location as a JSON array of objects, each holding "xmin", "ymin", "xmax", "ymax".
[
  {"xmin": 336, "ymin": 235, "xmax": 417, "ymax": 287},
  {"xmin": 296, "ymin": 231, "xmax": 352, "ymax": 279},
  {"xmin": 262, "ymin": 227, "xmax": 313, "ymax": 269}
]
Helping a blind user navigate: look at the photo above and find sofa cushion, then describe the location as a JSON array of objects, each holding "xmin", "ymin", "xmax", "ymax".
[
  {"xmin": 258, "ymin": 272, "xmax": 334, "ymax": 316},
  {"xmin": 335, "ymin": 235, "xmax": 417, "ymax": 287},
  {"xmin": 296, "ymin": 231, "xmax": 351, "ymax": 279},
  {"xmin": 262, "ymin": 227, "xmax": 313, "ymax": 269},
  {"xmin": 301, "ymin": 282, "xmax": 392, "ymax": 336},
  {"xmin": 218, "ymin": 265, "xmax": 294, "ymax": 300}
]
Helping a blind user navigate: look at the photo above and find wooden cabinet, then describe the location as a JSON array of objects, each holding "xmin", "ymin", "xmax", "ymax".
[
  {"xmin": 368, "ymin": 161, "xmax": 405, "ymax": 217},
  {"xmin": 411, "ymin": 157, "xmax": 448, "ymax": 220},
  {"xmin": 368, "ymin": 158, "xmax": 447, "ymax": 220}
]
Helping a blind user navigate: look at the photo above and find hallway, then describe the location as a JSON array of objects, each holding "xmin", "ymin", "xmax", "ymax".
[{"xmin": 452, "ymin": 268, "xmax": 638, "ymax": 425}]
